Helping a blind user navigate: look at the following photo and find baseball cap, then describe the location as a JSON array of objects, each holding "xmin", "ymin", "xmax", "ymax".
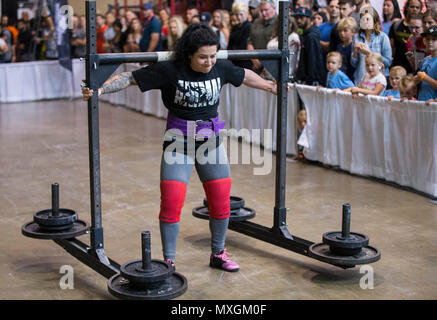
[
  {"xmin": 200, "ymin": 12, "xmax": 212, "ymax": 24},
  {"xmin": 142, "ymin": 2, "xmax": 153, "ymax": 10},
  {"xmin": 422, "ymin": 26, "xmax": 437, "ymax": 37},
  {"xmin": 249, "ymin": 0, "xmax": 261, "ymax": 8},
  {"xmin": 293, "ymin": 7, "xmax": 312, "ymax": 18}
]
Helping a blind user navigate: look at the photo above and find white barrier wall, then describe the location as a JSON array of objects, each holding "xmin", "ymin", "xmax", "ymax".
[
  {"xmin": 0, "ymin": 59, "xmax": 85, "ymax": 102},
  {"xmin": 297, "ymin": 85, "xmax": 437, "ymax": 198},
  {"xmin": 1, "ymin": 60, "xmax": 435, "ymax": 197}
]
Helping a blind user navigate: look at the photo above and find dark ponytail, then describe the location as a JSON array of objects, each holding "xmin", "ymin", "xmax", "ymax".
[{"xmin": 174, "ymin": 23, "xmax": 219, "ymax": 66}]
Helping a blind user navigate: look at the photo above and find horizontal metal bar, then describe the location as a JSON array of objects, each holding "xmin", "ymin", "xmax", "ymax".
[
  {"xmin": 53, "ymin": 238, "xmax": 120, "ymax": 279},
  {"xmin": 228, "ymin": 220, "xmax": 314, "ymax": 257},
  {"xmin": 97, "ymin": 49, "xmax": 282, "ymax": 65}
]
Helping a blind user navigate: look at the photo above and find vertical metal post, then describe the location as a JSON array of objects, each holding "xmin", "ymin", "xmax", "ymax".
[
  {"xmin": 51, "ymin": 183, "xmax": 60, "ymax": 217},
  {"xmin": 272, "ymin": 1, "xmax": 291, "ymax": 236},
  {"xmin": 141, "ymin": 231, "xmax": 153, "ymax": 272},
  {"xmin": 341, "ymin": 204, "xmax": 351, "ymax": 239},
  {"xmin": 85, "ymin": 0, "xmax": 106, "ymax": 257}
]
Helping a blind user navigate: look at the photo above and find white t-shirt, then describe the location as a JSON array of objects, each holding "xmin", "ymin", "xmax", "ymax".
[
  {"xmin": 360, "ymin": 72, "xmax": 387, "ymax": 95},
  {"xmin": 0, "ymin": 38, "xmax": 6, "ymax": 51}
]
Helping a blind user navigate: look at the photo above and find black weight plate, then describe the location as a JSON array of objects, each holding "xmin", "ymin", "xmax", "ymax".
[
  {"xmin": 308, "ymin": 243, "xmax": 381, "ymax": 268},
  {"xmin": 108, "ymin": 272, "xmax": 188, "ymax": 300},
  {"xmin": 37, "ymin": 223, "xmax": 75, "ymax": 232},
  {"xmin": 34, "ymin": 208, "xmax": 77, "ymax": 227},
  {"xmin": 328, "ymin": 246, "xmax": 362, "ymax": 256},
  {"xmin": 120, "ymin": 259, "xmax": 173, "ymax": 285},
  {"xmin": 21, "ymin": 219, "xmax": 89, "ymax": 240},
  {"xmin": 230, "ymin": 207, "xmax": 256, "ymax": 221},
  {"xmin": 192, "ymin": 206, "xmax": 256, "ymax": 222},
  {"xmin": 322, "ymin": 231, "xmax": 369, "ymax": 249},
  {"xmin": 203, "ymin": 196, "xmax": 245, "ymax": 210}
]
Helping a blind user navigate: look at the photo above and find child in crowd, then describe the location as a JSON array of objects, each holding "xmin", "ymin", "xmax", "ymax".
[
  {"xmin": 325, "ymin": 51, "xmax": 354, "ymax": 89},
  {"xmin": 423, "ymin": 9, "xmax": 437, "ymax": 32},
  {"xmin": 345, "ymin": 52, "xmax": 387, "ymax": 97},
  {"xmin": 384, "ymin": 66, "xmax": 407, "ymax": 100},
  {"xmin": 336, "ymin": 17, "xmax": 356, "ymax": 83},
  {"xmin": 417, "ymin": 26, "xmax": 437, "ymax": 101},
  {"xmin": 399, "ymin": 75, "xmax": 418, "ymax": 101},
  {"xmin": 406, "ymin": 14, "xmax": 426, "ymax": 72},
  {"xmin": 296, "ymin": 109, "xmax": 307, "ymax": 159},
  {"xmin": 297, "ymin": 109, "xmax": 307, "ymax": 132},
  {"xmin": 312, "ymin": 11, "xmax": 327, "ymax": 27}
]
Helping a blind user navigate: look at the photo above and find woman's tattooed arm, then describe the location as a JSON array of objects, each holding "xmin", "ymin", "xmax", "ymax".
[{"xmin": 99, "ymin": 72, "xmax": 137, "ymax": 95}]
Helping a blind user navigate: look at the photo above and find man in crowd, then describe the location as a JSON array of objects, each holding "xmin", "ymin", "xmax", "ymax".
[
  {"xmin": 0, "ymin": 16, "xmax": 15, "ymax": 63},
  {"xmin": 139, "ymin": 2, "xmax": 162, "ymax": 52},
  {"xmin": 96, "ymin": 14, "xmax": 108, "ymax": 54},
  {"xmin": 247, "ymin": 0, "xmax": 277, "ymax": 73},
  {"xmin": 185, "ymin": 5, "xmax": 199, "ymax": 25},
  {"xmin": 16, "ymin": 18, "xmax": 35, "ymax": 61},
  {"xmin": 248, "ymin": 0, "xmax": 260, "ymax": 21},
  {"xmin": 352, "ymin": 0, "xmax": 370, "ymax": 27},
  {"xmin": 71, "ymin": 15, "xmax": 86, "ymax": 58},
  {"xmin": 294, "ymin": 6, "xmax": 325, "ymax": 85},
  {"xmin": 319, "ymin": 0, "xmax": 341, "ymax": 56}
]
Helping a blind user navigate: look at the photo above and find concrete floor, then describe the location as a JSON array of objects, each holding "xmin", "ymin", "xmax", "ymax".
[{"xmin": 1, "ymin": 99, "xmax": 436, "ymax": 300}]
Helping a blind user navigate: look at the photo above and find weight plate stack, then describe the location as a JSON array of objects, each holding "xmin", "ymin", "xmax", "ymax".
[
  {"xmin": 192, "ymin": 206, "xmax": 256, "ymax": 222},
  {"xmin": 33, "ymin": 208, "xmax": 78, "ymax": 231},
  {"xmin": 21, "ymin": 220, "xmax": 89, "ymax": 239},
  {"xmin": 108, "ymin": 272, "xmax": 187, "ymax": 300},
  {"xmin": 322, "ymin": 231, "xmax": 369, "ymax": 256},
  {"xmin": 308, "ymin": 243, "xmax": 381, "ymax": 269},
  {"xmin": 120, "ymin": 259, "xmax": 173, "ymax": 288},
  {"xmin": 308, "ymin": 204, "xmax": 381, "ymax": 268},
  {"xmin": 194, "ymin": 196, "xmax": 255, "ymax": 221},
  {"xmin": 203, "ymin": 196, "xmax": 245, "ymax": 211},
  {"xmin": 21, "ymin": 183, "xmax": 89, "ymax": 240}
]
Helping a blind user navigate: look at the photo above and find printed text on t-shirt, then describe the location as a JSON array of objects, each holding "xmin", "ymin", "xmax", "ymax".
[{"xmin": 174, "ymin": 78, "xmax": 221, "ymax": 108}]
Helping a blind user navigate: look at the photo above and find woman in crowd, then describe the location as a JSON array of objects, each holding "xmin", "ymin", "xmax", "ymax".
[
  {"xmin": 124, "ymin": 17, "xmax": 142, "ymax": 53},
  {"xmin": 167, "ymin": 15, "xmax": 186, "ymax": 51},
  {"xmin": 211, "ymin": 9, "xmax": 230, "ymax": 49},
  {"xmin": 227, "ymin": 2, "xmax": 252, "ymax": 69},
  {"xmin": 382, "ymin": 0, "xmax": 402, "ymax": 35}
]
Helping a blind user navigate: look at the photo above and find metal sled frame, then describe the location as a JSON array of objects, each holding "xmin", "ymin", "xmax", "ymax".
[{"xmin": 52, "ymin": 0, "xmax": 329, "ymax": 280}]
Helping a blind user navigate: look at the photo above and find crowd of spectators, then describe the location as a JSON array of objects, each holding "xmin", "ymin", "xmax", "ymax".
[{"xmin": 1, "ymin": 0, "xmax": 437, "ymax": 103}]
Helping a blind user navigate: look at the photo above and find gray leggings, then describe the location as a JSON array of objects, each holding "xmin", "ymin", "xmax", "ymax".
[{"xmin": 159, "ymin": 138, "xmax": 231, "ymax": 261}]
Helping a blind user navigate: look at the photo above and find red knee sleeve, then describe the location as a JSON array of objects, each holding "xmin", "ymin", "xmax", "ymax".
[
  {"xmin": 159, "ymin": 180, "xmax": 187, "ymax": 223},
  {"xmin": 203, "ymin": 177, "xmax": 232, "ymax": 219}
]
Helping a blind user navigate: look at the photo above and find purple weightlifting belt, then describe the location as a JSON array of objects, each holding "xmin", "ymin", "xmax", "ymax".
[{"xmin": 165, "ymin": 113, "xmax": 226, "ymax": 139}]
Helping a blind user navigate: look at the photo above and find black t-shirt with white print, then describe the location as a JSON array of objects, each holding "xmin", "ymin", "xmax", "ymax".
[{"xmin": 132, "ymin": 60, "xmax": 245, "ymax": 121}]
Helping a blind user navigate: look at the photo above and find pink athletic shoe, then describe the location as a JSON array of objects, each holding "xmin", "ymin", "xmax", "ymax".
[
  {"xmin": 209, "ymin": 249, "xmax": 239, "ymax": 272},
  {"xmin": 166, "ymin": 259, "xmax": 175, "ymax": 270}
]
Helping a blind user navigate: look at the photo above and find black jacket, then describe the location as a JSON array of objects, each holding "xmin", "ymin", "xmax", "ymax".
[
  {"xmin": 296, "ymin": 25, "xmax": 325, "ymax": 85},
  {"xmin": 228, "ymin": 20, "xmax": 253, "ymax": 70}
]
